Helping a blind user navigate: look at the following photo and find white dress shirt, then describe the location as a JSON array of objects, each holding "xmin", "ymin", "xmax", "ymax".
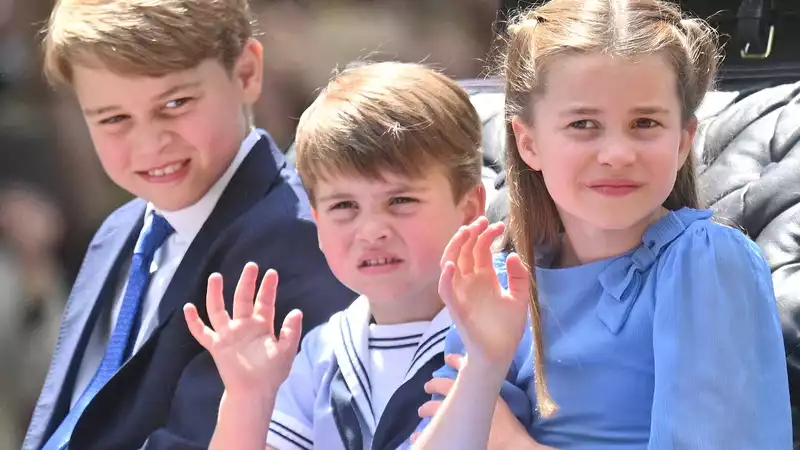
[{"xmin": 71, "ymin": 129, "xmax": 263, "ymax": 406}]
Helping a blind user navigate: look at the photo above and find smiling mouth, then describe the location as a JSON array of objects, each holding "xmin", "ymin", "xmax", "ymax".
[
  {"xmin": 359, "ymin": 257, "xmax": 403, "ymax": 268},
  {"xmin": 141, "ymin": 160, "xmax": 189, "ymax": 178}
]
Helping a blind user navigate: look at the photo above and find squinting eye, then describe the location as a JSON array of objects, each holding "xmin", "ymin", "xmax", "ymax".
[
  {"xmin": 99, "ymin": 115, "xmax": 128, "ymax": 125},
  {"xmin": 634, "ymin": 118, "xmax": 660, "ymax": 128},
  {"xmin": 330, "ymin": 201, "xmax": 357, "ymax": 211},
  {"xmin": 390, "ymin": 197, "xmax": 417, "ymax": 205}
]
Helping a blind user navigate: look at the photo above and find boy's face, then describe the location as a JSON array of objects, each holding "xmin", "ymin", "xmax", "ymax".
[
  {"xmin": 71, "ymin": 39, "xmax": 264, "ymax": 211},
  {"xmin": 312, "ymin": 167, "xmax": 485, "ymax": 324}
]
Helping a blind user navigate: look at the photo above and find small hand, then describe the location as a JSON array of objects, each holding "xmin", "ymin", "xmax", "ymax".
[
  {"xmin": 439, "ymin": 217, "xmax": 529, "ymax": 367},
  {"xmin": 183, "ymin": 262, "xmax": 303, "ymax": 399},
  {"xmin": 413, "ymin": 354, "xmax": 554, "ymax": 450}
]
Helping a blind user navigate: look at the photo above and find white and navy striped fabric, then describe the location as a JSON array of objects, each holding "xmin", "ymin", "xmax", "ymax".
[
  {"xmin": 368, "ymin": 320, "xmax": 431, "ymax": 421},
  {"xmin": 267, "ymin": 296, "xmax": 451, "ymax": 450}
]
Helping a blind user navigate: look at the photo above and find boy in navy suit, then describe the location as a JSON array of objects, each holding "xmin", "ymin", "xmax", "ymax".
[{"xmin": 23, "ymin": 0, "xmax": 356, "ymax": 449}]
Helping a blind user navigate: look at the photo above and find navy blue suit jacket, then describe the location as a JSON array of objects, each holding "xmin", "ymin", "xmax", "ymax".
[{"xmin": 23, "ymin": 134, "xmax": 357, "ymax": 449}]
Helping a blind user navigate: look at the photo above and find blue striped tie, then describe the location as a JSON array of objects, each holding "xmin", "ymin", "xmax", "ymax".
[{"xmin": 43, "ymin": 213, "xmax": 174, "ymax": 450}]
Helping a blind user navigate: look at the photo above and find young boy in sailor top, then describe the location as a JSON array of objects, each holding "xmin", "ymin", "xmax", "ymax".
[{"xmin": 182, "ymin": 61, "xmax": 488, "ymax": 450}]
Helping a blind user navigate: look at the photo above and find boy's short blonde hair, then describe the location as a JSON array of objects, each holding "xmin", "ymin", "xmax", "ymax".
[
  {"xmin": 295, "ymin": 62, "xmax": 483, "ymax": 203},
  {"xmin": 42, "ymin": 0, "xmax": 255, "ymax": 86}
]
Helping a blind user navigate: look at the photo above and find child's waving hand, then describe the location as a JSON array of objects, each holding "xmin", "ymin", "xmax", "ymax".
[
  {"xmin": 439, "ymin": 217, "xmax": 529, "ymax": 368},
  {"xmin": 183, "ymin": 262, "xmax": 303, "ymax": 398}
]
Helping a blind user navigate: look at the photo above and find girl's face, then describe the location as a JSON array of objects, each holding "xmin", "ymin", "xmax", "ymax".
[{"xmin": 513, "ymin": 53, "xmax": 696, "ymax": 236}]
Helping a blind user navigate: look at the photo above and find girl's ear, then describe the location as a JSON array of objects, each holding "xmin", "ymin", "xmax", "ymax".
[
  {"xmin": 678, "ymin": 116, "xmax": 698, "ymax": 169},
  {"xmin": 512, "ymin": 116, "xmax": 541, "ymax": 170}
]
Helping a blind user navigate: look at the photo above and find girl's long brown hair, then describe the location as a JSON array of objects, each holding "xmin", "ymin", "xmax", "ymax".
[{"xmin": 498, "ymin": 0, "xmax": 720, "ymax": 416}]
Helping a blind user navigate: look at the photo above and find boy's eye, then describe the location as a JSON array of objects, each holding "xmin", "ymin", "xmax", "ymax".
[
  {"xmin": 98, "ymin": 115, "xmax": 129, "ymax": 125},
  {"xmin": 165, "ymin": 97, "xmax": 193, "ymax": 109},
  {"xmin": 390, "ymin": 197, "xmax": 418, "ymax": 206},
  {"xmin": 633, "ymin": 118, "xmax": 660, "ymax": 128},
  {"xmin": 569, "ymin": 119, "xmax": 598, "ymax": 130},
  {"xmin": 330, "ymin": 201, "xmax": 357, "ymax": 211}
]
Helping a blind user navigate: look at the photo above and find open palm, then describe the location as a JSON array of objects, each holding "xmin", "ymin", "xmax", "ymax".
[
  {"xmin": 439, "ymin": 217, "xmax": 529, "ymax": 367},
  {"xmin": 183, "ymin": 263, "xmax": 303, "ymax": 397}
]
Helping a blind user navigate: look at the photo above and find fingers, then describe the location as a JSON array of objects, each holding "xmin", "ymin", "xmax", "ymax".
[
  {"xmin": 438, "ymin": 261, "xmax": 458, "ymax": 313},
  {"xmin": 457, "ymin": 217, "xmax": 488, "ymax": 275},
  {"xmin": 232, "ymin": 262, "xmax": 259, "ymax": 319},
  {"xmin": 505, "ymin": 252, "xmax": 531, "ymax": 304},
  {"xmin": 424, "ymin": 377, "xmax": 455, "ymax": 397},
  {"xmin": 444, "ymin": 353, "xmax": 465, "ymax": 371},
  {"xmin": 206, "ymin": 273, "xmax": 230, "ymax": 332},
  {"xmin": 473, "ymin": 222, "xmax": 505, "ymax": 271},
  {"xmin": 277, "ymin": 309, "xmax": 304, "ymax": 355},
  {"xmin": 410, "ymin": 432, "xmax": 421, "ymax": 444},
  {"xmin": 440, "ymin": 226, "xmax": 469, "ymax": 270},
  {"xmin": 183, "ymin": 303, "xmax": 215, "ymax": 350},
  {"xmin": 417, "ymin": 399, "xmax": 442, "ymax": 419},
  {"xmin": 254, "ymin": 269, "xmax": 280, "ymax": 336}
]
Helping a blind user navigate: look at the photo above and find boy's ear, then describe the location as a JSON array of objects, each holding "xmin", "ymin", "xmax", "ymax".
[
  {"xmin": 235, "ymin": 38, "xmax": 264, "ymax": 105},
  {"xmin": 311, "ymin": 206, "xmax": 324, "ymax": 251},
  {"xmin": 461, "ymin": 183, "xmax": 486, "ymax": 224}
]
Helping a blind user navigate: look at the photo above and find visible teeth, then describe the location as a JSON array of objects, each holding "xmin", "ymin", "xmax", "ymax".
[
  {"xmin": 362, "ymin": 258, "xmax": 399, "ymax": 267},
  {"xmin": 148, "ymin": 162, "xmax": 184, "ymax": 177}
]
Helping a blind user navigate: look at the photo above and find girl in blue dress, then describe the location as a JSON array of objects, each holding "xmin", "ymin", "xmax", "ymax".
[{"xmin": 413, "ymin": 0, "xmax": 793, "ymax": 448}]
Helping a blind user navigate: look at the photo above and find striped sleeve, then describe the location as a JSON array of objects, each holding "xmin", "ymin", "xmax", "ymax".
[{"xmin": 267, "ymin": 325, "xmax": 325, "ymax": 450}]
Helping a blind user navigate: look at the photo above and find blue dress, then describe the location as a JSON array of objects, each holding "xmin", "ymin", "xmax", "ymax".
[{"xmin": 430, "ymin": 208, "xmax": 792, "ymax": 449}]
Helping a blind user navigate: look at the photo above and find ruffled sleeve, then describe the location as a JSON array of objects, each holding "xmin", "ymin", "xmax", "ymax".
[{"xmin": 648, "ymin": 220, "xmax": 792, "ymax": 449}]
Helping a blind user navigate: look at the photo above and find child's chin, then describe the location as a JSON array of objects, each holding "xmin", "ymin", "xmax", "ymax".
[
  {"xmin": 145, "ymin": 194, "xmax": 200, "ymax": 212},
  {"xmin": 359, "ymin": 285, "xmax": 407, "ymax": 304},
  {"xmin": 574, "ymin": 205, "xmax": 662, "ymax": 232},
  {"xmin": 143, "ymin": 183, "xmax": 212, "ymax": 212}
]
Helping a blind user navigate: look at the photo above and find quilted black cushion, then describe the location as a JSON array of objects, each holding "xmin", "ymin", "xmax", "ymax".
[{"xmin": 693, "ymin": 83, "xmax": 800, "ymax": 408}]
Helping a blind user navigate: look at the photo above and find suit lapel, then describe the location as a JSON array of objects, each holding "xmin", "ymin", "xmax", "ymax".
[
  {"xmin": 24, "ymin": 201, "xmax": 144, "ymax": 448},
  {"xmin": 156, "ymin": 134, "xmax": 284, "ymax": 325}
]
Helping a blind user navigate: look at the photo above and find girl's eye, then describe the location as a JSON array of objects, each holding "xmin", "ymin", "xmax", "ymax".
[
  {"xmin": 569, "ymin": 120, "xmax": 598, "ymax": 130},
  {"xmin": 634, "ymin": 118, "xmax": 660, "ymax": 128}
]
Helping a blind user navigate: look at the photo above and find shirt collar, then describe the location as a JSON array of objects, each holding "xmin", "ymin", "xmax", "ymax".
[{"xmin": 145, "ymin": 128, "xmax": 263, "ymax": 244}]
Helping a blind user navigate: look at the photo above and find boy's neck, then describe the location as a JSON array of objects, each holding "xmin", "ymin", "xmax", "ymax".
[{"xmin": 368, "ymin": 292, "xmax": 444, "ymax": 325}]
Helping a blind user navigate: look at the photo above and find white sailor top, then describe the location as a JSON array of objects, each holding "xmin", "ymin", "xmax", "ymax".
[{"xmin": 267, "ymin": 296, "xmax": 451, "ymax": 450}]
